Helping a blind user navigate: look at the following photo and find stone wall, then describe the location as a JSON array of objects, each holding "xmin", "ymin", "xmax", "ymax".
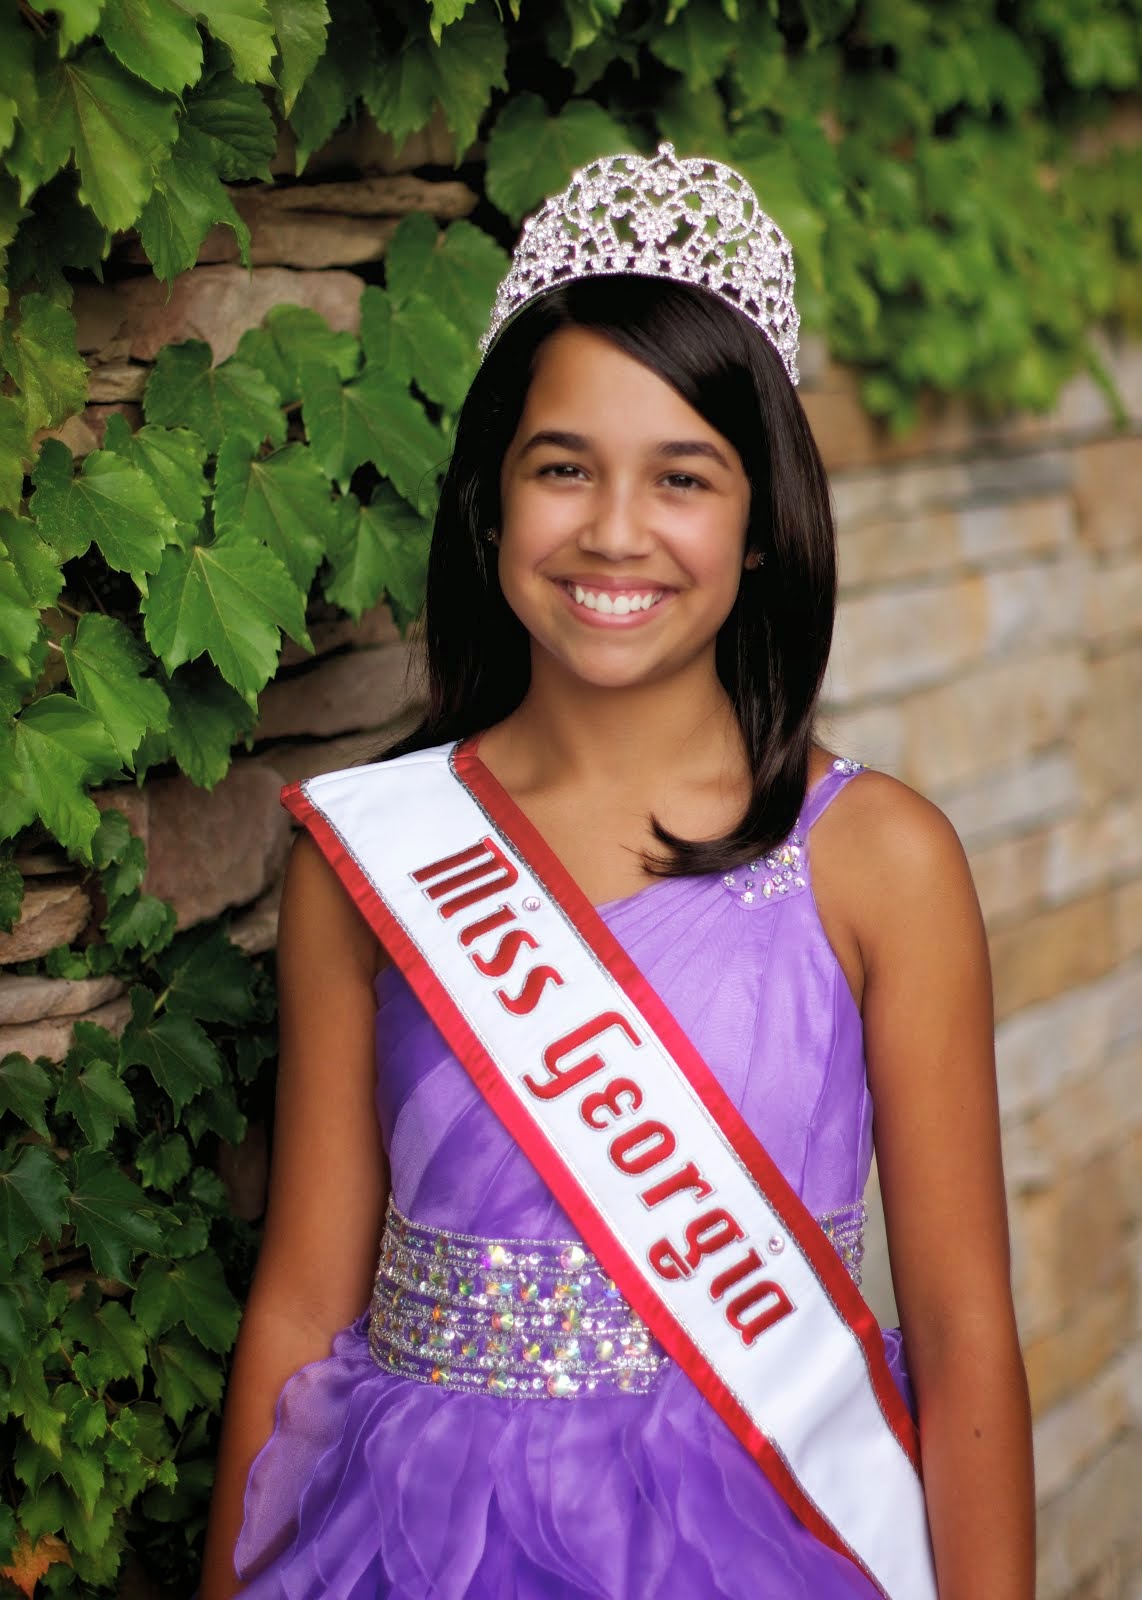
[{"xmin": 1, "ymin": 122, "xmax": 1138, "ymax": 1597}]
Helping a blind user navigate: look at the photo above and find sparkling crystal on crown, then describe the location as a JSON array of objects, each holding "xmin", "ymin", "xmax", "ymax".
[{"xmin": 479, "ymin": 142, "xmax": 800, "ymax": 385}]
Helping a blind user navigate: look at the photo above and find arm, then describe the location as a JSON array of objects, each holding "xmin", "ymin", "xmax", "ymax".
[
  {"xmin": 199, "ymin": 832, "xmax": 389, "ymax": 1600},
  {"xmin": 815, "ymin": 774, "xmax": 1035, "ymax": 1600}
]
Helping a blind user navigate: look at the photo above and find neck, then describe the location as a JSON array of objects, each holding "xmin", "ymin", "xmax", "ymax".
[{"xmin": 493, "ymin": 655, "xmax": 745, "ymax": 792}]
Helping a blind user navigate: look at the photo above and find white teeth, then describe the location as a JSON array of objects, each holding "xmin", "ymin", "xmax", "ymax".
[{"xmin": 566, "ymin": 584, "xmax": 663, "ymax": 615}]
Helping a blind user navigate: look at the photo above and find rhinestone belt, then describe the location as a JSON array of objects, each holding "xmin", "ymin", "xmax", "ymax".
[{"xmin": 367, "ymin": 1195, "xmax": 867, "ymax": 1401}]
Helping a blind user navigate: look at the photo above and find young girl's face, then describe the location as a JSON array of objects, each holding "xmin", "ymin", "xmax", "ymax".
[{"xmin": 497, "ymin": 326, "xmax": 753, "ymax": 694}]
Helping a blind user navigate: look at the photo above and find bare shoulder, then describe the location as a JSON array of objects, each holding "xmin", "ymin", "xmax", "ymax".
[
  {"xmin": 279, "ymin": 829, "xmax": 387, "ymax": 981},
  {"xmin": 808, "ymin": 755, "xmax": 981, "ymax": 986}
]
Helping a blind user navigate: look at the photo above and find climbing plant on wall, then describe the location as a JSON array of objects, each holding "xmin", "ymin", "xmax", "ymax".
[{"xmin": 0, "ymin": 0, "xmax": 1139, "ymax": 1591}]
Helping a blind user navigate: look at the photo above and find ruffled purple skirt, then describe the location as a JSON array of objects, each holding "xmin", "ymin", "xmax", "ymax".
[{"xmin": 234, "ymin": 1319, "xmax": 913, "ymax": 1599}]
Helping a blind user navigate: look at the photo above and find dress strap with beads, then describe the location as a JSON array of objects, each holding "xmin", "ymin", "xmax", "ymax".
[{"xmin": 280, "ymin": 738, "xmax": 936, "ymax": 1600}]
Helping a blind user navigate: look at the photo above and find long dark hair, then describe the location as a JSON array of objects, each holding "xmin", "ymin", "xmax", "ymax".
[{"xmin": 388, "ymin": 275, "xmax": 837, "ymax": 874}]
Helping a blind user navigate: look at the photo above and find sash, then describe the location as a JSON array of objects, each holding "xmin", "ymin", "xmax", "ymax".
[{"xmin": 282, "ymin": 738, "xmax": 937, "ymax": 1600}]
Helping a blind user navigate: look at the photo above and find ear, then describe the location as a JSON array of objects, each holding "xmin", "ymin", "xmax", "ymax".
[{"xmin": 743, "ymin": 548, "xmax": 764, "ymax": 572}]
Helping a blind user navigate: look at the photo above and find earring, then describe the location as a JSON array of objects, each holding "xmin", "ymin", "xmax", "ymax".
[
  {"xmin": 744, "ymin": 549, "xmax": 765, "ymax": 571},
  {"xmin": 482, "ymin": 527, "xmax": 499, "ymax": 546}
]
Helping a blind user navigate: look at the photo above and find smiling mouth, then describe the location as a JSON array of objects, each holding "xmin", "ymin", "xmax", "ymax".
[{"xmin": 559, "ymin": 581, "xmax": 667, "ymax": 616}]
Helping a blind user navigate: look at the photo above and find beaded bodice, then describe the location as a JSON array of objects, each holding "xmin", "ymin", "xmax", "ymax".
[{"xmin": 369, "ymin": 758, "xmax": 872, "ymax": 1397}]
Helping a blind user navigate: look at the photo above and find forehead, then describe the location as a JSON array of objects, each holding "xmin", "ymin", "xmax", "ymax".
[{"xmin": 519, "ymin": 326, "xmax": 720, "ymax": 442}]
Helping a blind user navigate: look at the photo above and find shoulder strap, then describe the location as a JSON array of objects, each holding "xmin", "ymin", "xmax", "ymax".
[{"xmin": 799, "ymin": 759, "xmax": 868, "ymax": 835}]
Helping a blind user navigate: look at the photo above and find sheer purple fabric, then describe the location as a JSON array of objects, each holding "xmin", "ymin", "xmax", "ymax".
[{"xmin": 234, "ymin": 767, "xmax": 914, "ymax": 1598}]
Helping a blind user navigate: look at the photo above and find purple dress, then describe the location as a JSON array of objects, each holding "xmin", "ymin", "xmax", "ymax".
[{"xmin": 234, "ymin": 761, "xmax": 913, "ymax": 1598}]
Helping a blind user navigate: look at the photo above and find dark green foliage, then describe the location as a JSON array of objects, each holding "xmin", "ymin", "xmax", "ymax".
[{"xmin": 0, "ymin": 0, "xmax": 1137, "ymax": 1589}]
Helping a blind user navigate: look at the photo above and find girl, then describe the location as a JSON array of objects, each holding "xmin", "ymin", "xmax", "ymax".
[{"xmin": 201, "ymin": 146, "xmax": 1034, "ymax": 1599}]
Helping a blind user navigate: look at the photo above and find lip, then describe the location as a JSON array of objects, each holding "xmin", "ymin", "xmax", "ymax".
[{"xmin": 551, "ymin": 577, "xmax": 673, "ymax": 627}]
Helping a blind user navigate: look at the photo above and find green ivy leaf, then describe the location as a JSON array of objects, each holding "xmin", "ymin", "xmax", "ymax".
[
  {"xmin": 361, "ymin": 283, "xmax": 474, "ymax": 412},
  {"xmin": 408, "ymin": 218, "xmax": 508, "ymax": 346},
  {"xmin": 0, "ymin": 293, "xmax": 88, "ymax": 435},
  {"xmin": 143, "ymin": 532, "xmax": 309, "ymax": 700},
  {"xmin": 235, "ymin": 303, "xmax": 359, "ymax": 403},
  {"xmin": 62, "ymin": 1293, "xmax": 147, "ymax": 1388},
  {"xmin": 100, "ymin": 836, "xmax": 147, "ymax": 904},
  {"xmin": 134, "ymin": 1131, "xmax": 191, "ymax": 1193},
  {"xmin": 9, "ymin": 1356, "xmax": 66, "ymax": 1456},
  {"xmin": 9, "ymin": 695, "xmax": 122, "ymax": 859},
  {"xmin": 289, "ymin": 44, "xmax": 354, "ymax": 173},
  {"xmin": 428, "ymin": 0, "xmax": 476, "ymax": 43},
  {"xmin": 56, "ymin": 1439, "xmax": 106, "ymax": 1516},
  {"xmin": 268, "ymin": 0, "xmax": 330, "ymax": 113},
  {"xmin": 133, "ymin": 1251, "xmax": 239, "ymax": 1351},
  {"xmin": 0, "ymin": 1053, "xmax": 53, "ymax": 1140},
  {"xmin": 213, "ymin": 438, "xmax": 333, "ymax": 590},
  {"xmin": 0, "ymin": 396, "xmax": 29, "ymax": 511},
  {"xmin": 100, "ymin": 0, "xmax": 204, "ymax": 93},
  {"xmin": 55, "ymin": 1058, "xmax": 136, "ymax": 1151},
  {"xmin": 648, "ymin": 0, "xmax": 737, "ymax": 90},
  {"xmin": 67, "ymin": 1150, "xmax": 167, "ymax": 1282},
  {"xmin": 121, "ymin": 1009, "xmax": 223, "ymax": 1117},
  {"xmin": 102, "ymin": 415, "xmax": 210, "ymax": 533},
  {"xmin": 65, "ymin": 1392, "xmax": 108, "ymax": 1447},
  {"xmin": 105, "ymin": 890, "xmax": 177, "ymax": 956},
  {"xmin": 31, "ymin": 438, "xmax": 177, "ymax": 586},
  {"xmin": 184, "ymin": 62, "xmax": 276, "ymax": 179},
  {"xmin": 485, "ymin": 93, "xmax": 630, "ymax": 221},
  {"xmin": 0, "ymin": 861, "xmax": 23, "ymax": 933},
  {"xmin": 61, "ymin": 614, "xmax": 171, "ymax": 764},
  {"xmin": 139, "ymin": 124, "xmax": 252, "ymax": 282},
  {"xmin": 0, "ymin": 1146, "xmax": 69, "ymax": 1260},
  {"xmin": 324, "ymin": 486, "xmax": 429, "ymax": 624},
  {"xmin": 163, "ymin": 926, "xmax": 256, "ymax": 1023},
  {"xmin": 301, "ymin": 361, "xmax": 443, "ymax": 505},
  {"xmin": 144, "ymin": 340, "xmax": 285, "ymax": 453},
  {"xmin": 0, "ymin": 1283, "xmax": 25, "ymax": 1372},
  {"xmin": 91, "ymin": 807, "xmax": 131, "ymax": 868},
  {"xmin": 43, "ymin": 0, "xmax": 105, "ymax": 53},
  {"xmin": 363, "ymin": 1, "xmax": 507, "ymax": 159},
  {"xmin": 0, "ymin": 510, "xmax": 65, "ymax": 610},
  {"xmin": 176, "ymin": 0, "xmax": 277, "ymax": 83},
  {"xmin": 151, "ymin": 1326, "xmax": 222, "ymax": 1425},
  {"xmin": 0, "ymin": 555, "xmax": 41, "ymax": 676},
  {"xmin": 164, "ymin": 665, "xmax": 255, "ymax": 788},
  {"xmin": 36, "ymin": 48, "xmax": 180, "ymax": 232}
]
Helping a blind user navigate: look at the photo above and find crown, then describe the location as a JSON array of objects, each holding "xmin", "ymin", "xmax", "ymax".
[{"xmin": 479, "ymin": 142, "xmax": 800, "ymax": 385}]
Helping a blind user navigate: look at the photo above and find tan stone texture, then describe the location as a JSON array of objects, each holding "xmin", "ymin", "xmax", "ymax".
[
  {"xmin": 1073, "ymin": 436, "xmax": 1142, "ymax": 552},
  {"xmin": 837, "ymin": 495, "xmax": 1076, "ymax": 589},
  {"xmin": 1084, "ymin": 554, "xmax": 1142, "ymax": 646},
  {"xmin": 0, "ymin": 882, "xmax": 91, "ymax": 963},
  {"xmin": 1074, "ymin": 647, "xmax": 1142, "ymax": 807},
  {"xmin": 989, "ymin": 890, "xmax": 1116, "ymax": 1020},
  {"xmin": 896, "ymin": 652, "xmax": 1087, "ymax": 795},
  {"xmin": 0, "ymin": 974, "xmax": 124, "ymax": 1026},
  {"xmin": 254, "ymin": 643, "xmax": 414, "ymax": 742},
  {"xmin": 1024, "ymin": 1280, "xmax": 1135, "ymax": 1416},
  {"xmin": 0, "ymin": 992, "xmax": 132, "ymax": 1064},
  {"xmin": 74, "ymin": 265, "xmax": 366, "ymax": 365},
  {"xmin": 1035, "ymin": 1431, "xmax": 1141, "ymax": 1599}
]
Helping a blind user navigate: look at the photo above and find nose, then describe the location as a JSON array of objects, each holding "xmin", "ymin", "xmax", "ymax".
[{"xmin": 576, "ymin": 481, "xmax": 655, "ymax": 562}]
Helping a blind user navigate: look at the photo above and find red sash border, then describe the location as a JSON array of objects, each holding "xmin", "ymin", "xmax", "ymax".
[{"xmin": 281, "ymin": 739, "xmax": 926, "ymax": 1594}]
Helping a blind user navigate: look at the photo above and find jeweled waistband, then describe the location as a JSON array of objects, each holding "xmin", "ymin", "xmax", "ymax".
[{"xmin": 368, "ymin": 1195, "xmax": 867, "ymax": 1401}]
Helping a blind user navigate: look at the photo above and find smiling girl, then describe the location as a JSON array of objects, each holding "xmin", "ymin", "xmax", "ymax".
[{"xmin": 200, "ymin": 147, "xmax": 1034, "ymax": 1599}]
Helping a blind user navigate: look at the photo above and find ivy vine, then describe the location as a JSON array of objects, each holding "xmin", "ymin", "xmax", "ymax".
[{"xmin": 0, "ymin": 0, "xmax": 1138, "ymax": 1591}]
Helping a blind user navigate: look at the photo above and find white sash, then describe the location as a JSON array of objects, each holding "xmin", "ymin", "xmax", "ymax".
[{"xmin": 282, "ymin": 738, "xmax": 937, "ymax": 1600}]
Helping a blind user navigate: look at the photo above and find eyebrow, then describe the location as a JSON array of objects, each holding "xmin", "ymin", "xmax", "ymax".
[{"xmin": 517, "ymin": 430, "xmax": 733, "ymax": 471}]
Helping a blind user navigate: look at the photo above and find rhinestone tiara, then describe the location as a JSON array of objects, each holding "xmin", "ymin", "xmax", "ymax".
[{"xmin": 479, "ymin": 142, "xmax": 800, "ymax": 385}]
